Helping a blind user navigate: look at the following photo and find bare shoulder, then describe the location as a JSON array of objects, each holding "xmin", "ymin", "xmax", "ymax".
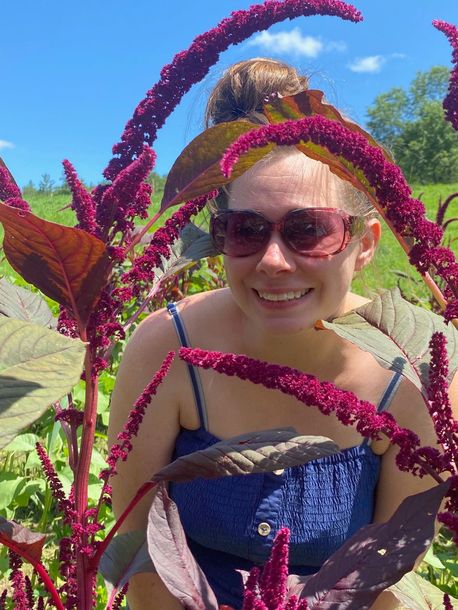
[
  {"xmin": 373, "ymin": 370, "xmax": 456, "ymax": 523},
  {"xmin": 163, "ymin": 287, "xmax": 239, "ymax": 348},
  {"xmin": 120, "ymin": 289, "xmax": 227, "ymax": 363}
]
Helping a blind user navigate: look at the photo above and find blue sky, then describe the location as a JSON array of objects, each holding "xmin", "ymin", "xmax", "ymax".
[{"xmin": 1, "ymin": 0, "xmax": 457, "ymax": 188}]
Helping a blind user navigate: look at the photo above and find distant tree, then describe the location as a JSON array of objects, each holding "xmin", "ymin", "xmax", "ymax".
[
  {"xmin": 366, "ymin": 88, "xmax": 410, "ymax": 151},
  {"xmin": 366, "ymin": 66, "xmax": 458, "ymax": 183},
  {"xmin": 38, "ymin": 173, "xmax": 56, "ymax": 193},
  {"xmin": 22, "ymin": 180, "xmax": 37, "ymax": 196},
  {"xmin": 146, "ymin": 171, "xmax": 167, "ymax": 194}
]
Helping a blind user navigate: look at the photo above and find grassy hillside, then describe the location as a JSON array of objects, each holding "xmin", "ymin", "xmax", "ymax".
[{"xmin": 351, "ymin": 182, "xmax": 458, "ymax": 306}]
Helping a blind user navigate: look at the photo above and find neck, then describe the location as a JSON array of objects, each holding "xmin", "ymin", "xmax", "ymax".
[{"xmin": 238, "ymin": 318, "xmax": 350, "ymax": 376}]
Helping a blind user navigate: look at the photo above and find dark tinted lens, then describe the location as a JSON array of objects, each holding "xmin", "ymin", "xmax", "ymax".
[
  {"xmin": 284, "ymin": 209, "xmax": 345, "ymax": 255},
  {"xmin": 211, "ymin": 211, "xmax": 270, "ymax": 256}
]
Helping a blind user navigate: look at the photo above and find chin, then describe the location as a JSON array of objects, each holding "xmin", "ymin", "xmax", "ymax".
[{"xmin": 255, "ymin": 315, "xmax": 318, "ymax": 336}]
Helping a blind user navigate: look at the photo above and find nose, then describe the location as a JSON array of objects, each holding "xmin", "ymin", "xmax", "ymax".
[{"xmin": 255, "ymin": 233, "xmax": 296, "ymax": 275}]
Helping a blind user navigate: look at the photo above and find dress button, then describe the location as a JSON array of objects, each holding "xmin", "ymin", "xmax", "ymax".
[
  {"xmin": 272, "ymin": 468, "xmax": 284, "ymax": 475},
  {"xmin": 257, "ymin": 522, "xmax": 272, "ymax": 536}
]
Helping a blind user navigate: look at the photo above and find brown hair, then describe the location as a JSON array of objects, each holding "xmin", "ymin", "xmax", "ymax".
[{"xmin": 205, "ymin": 58, "xmax": 308, "ymax": 126}]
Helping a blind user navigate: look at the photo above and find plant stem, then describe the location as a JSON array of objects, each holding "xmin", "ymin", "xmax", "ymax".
[
  {"xmin": 123, "ymin": 209, "xmax": 163, "ymax": 256},
  {"xmin": 89, "ymin": 480, "xmax": 157, "ymax": 569},
  {"xmin": 0, "ymin": 538, "xmax": 65, "ymax": 610},
  {"xmin": 74, "ymin": 338, "xmax": 99, "ymax": 610},
  {"xmin": 52, "ymin": 399, "xmax": 78, "ymax": 474}
]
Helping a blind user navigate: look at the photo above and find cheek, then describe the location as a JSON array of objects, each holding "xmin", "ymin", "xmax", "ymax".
[
  {"xmin": 315, "ymin": 249, "xmax": 359, "ymax": 290},
  {"xmin": 223, "ymin": 257, "xmax": 249, "ymax": 287}
]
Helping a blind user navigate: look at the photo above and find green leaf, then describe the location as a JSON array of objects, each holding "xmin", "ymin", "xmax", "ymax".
[
  {"xmin": 388, "ymin": 571, "xmax": 457, "ymax": 609},
  {"xmin": 320, "ymin": 288, "xmax": 458, "ymax": 395},
  {"xmin": 152, "ymin": 223, "xmax": 218, "ymax": 288},
  {"xmin": 154, "ymin": 428, "xmax": 339, "ymax": 483},
  {"xmin": 423, "ymin": 545, "xmax": 446, "ymax": 570},
  {"xmin": 3, "ymin": 432, "xmax": 40, "ymax": 452},
  {"xmin": 13, "ymin": 480, "xmax": 46, "ymax": 508},
  {"xmin": 0, "ymin": 278, "xmax": 56, "ymax": 328},
  {"xmin": 161, "ymin": 120, "xmax": 273, "ymax": 209},
  {"xmin": 0, "ymin": 315, "xmax": 85, "ymax": 449},
  {"xmin": 0, "ymin": 473, "xmax": 25, "ymax": 510}
]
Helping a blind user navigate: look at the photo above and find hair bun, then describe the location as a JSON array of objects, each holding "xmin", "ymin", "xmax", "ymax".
[{"xmin": 205, "ymin": 58, "xmax": 308, "ymax": 126}]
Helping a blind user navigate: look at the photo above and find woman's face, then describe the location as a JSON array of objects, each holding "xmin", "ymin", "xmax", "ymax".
[{"xmin": 224, "ymin": 151, "xmax": 378, "ymax": 335}]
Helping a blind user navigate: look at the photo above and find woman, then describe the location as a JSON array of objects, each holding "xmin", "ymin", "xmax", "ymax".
[{"xmin": 109, "ymin": 59, "xmax": 442, "ymax": 609}]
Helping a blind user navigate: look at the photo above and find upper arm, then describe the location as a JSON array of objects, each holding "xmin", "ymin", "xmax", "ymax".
[
  {"xmin": 373, "ymin": 370, "xmax": 458, "ymax": 524},
  {"xmin": 108, "ymin": 308, "xmax": 182, "ymax": 532}
]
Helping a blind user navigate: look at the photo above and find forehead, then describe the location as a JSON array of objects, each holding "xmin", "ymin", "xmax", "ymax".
[{"xmin": 228, "ymin": 150, "xmax": 348, "ymax": 215}]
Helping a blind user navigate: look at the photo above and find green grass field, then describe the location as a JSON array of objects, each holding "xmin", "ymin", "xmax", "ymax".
[{"xmin": 352, "ymin": 182, "xmax": 458, "ymax": 304}]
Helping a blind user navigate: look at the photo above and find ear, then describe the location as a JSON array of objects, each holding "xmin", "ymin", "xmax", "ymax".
[{"xmin": 354, "ymin": 218, "xmax": 381, "ymax": 272}]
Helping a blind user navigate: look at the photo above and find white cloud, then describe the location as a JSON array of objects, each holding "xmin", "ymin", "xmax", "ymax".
[
  {"xmin": 348, "ymin": 55, "xmax": 385, "ymax": 73},
  {"xmin": 0, "ymin": 140, "xmax": 14, "ymax": 150},
  {"xmin": 390, "ymin": 52, "xmax": 407, "ymax": 60},
  {"xmin": 326, "ymin": 40, "xmax": 347, "ymax": 53},
  {"xmin": 247, "ymin": 28, "xmax": 324, "ymax": 58}
]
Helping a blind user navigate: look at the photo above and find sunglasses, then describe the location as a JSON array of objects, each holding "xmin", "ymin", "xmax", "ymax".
[{"xmin": 210, "ymin": 207, "xmax": 365, "ymax": 258}]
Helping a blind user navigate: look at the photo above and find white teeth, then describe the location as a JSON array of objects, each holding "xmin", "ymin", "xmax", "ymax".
[{"xmin": 257, "ymin": 288, "xmax": 311, "ymax": 302}]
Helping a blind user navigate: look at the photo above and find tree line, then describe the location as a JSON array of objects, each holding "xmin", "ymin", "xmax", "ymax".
[{"xmin": 366, "ymin": 66, "xmax": 458, "ymax": 184}]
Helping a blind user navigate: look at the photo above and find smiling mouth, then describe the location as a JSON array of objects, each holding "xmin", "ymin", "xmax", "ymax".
[{"xmin": 255, "ymin": 288, "xmax": 313, "ymax": 302}]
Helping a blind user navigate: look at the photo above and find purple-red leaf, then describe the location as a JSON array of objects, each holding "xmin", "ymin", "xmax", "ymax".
[
  {"xmin": 300, "ymin": 483, "xmax": 449, "ymax": 610},
  {"xmin": 161, "ymin": 121, "xmax": 273, "ymax": 210},
  {"xmin": 147, "ymin": 482, "xmax": 219, "ymax": 610},
  {"xmin": 0, "ymin": 517, "xmax": 46, "ymax": 563},
  {"xmin": 99, "ymin": 530, "xmax": 154, "ymax": 595},
  {"xmin": 263, "ymin": 90, "xmax": 394, "ymax": 205},
  {"xmin": 264, "ymin": 90, "xmax": 392, "ymax": 160},
  {"xmin": 153, "ymin": 429, "xmax": 339, "ymax": 483},
  {"xmin": 0, "ymin": 202, "xmax": 110, "ymax": 326}
]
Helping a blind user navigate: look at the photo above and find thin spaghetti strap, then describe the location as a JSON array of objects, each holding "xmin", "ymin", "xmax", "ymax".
[
  {"xmin": 361, "ymin": 371, "xmax": 403, "ymax": 447},
  {"xmin": 167, "ymin": 303, "xmax": 209, "ymax": 430},
  {"xmin": 377, "ymin": 371, "xmax": 403, "ymax": 413}
]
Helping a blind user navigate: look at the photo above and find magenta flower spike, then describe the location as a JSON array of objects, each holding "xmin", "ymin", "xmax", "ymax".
[
  {"xmin": 0, "ymin": 167, "xmax": 30, "ymax": 211},
  {"xmin": 100, "ymin": 351, "xmax": 175, "ymax": 483},
  {"xmin": 62, "ymin": 160, "xmax": 98, "ymax": 235},
  {"xmin": 111, "ymin": 584, "xmax": 129, "ymax": 610},
  {"xmin": 220, "ymin": 115, "xmax": 458, "ymax": 322},
  {"xmin": 102, "ymin": 0, "xmax": 363, "ymax": 182},
  {"xmin": 122, "ymin": 190, "xmax": 218, "ymax": 294},
  {"xmin": 433, "ymin": 20, "xmax": 458, "ymax": 131},
  {"xmin": 178, "ymin": 347, "xmax": 429, "ymax": 468},
  {"xmin": 8, "ymin": 551, "xmax": 30, "ymax": 610},
  {"xmin": 439, "ymin": 509, "xmax": 458, "ymax": 544},
  {"xmin": 427, "ymin": 333, "xmax": 458, "ymax": 466},
  {"xmin": 35, "ymin": 442, "xmax": 73, "ymax": 522},
  {"xmin": 96, "ymin": 145, "xmax": 156, "ymax": 241},
  {"xmin": 260, "ymin": 528, "xmax": 290, "ymax": 608}
]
